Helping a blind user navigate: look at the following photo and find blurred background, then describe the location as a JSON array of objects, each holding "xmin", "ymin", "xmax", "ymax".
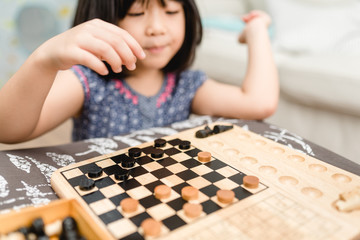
[
  {"xmin": 0, "ymin": 0, "xmax": 359, "ymax": 164},
  {"xmin": 0, "ymin": 0, "xmax": 76, "ymax": 150},
  {"xmin": 0, "ymin": 0, "xmax": 76, "ymax": 88}
]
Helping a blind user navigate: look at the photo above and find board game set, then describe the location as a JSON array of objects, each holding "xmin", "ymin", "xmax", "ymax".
[{"xmin": 3, "ymin": 122, "xmax": 359, "ymax": 239}]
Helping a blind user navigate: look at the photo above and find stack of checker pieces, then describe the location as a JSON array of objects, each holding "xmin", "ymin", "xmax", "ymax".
[{"xmin": 51, "ymin": 137, "xmax": 266, "ymax": 239}]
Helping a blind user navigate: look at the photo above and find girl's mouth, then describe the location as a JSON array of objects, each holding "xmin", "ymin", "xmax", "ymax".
[{"xmin": 145, "ymin": 45, "xmax": 166, "ymax": 54}]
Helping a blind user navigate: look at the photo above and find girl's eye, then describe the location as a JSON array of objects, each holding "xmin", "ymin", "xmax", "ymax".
[
  {"xmin": 127, "ymin": 12, "xmax": 144, "ymax": 17},
  {"xmin": 166, "ymin": 10, "xmax": 179, "ymax": 15}
]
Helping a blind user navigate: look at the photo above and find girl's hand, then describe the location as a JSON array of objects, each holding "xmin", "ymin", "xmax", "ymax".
[
  {"xmin": 238, "ymin": 10, "xmax": 271, "ymax": 44},
  {"xmin": 38, "ymin": 19, "xmax": 146, "ymax": 75}
]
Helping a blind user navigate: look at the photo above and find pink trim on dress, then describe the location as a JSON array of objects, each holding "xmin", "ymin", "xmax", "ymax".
[
  {"xmin": 114, "ymin": 80, "xmax": 138, "ymax": 105},
  {"xmin": 73, "ymin": 65, "xmax": 90, "ymax": 100},
  {"xmin": 156, "ymin": 73, "xmax": 175, "ymax": 108}
]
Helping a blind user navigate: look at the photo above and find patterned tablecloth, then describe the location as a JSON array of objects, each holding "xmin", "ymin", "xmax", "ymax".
[{"xmin": 0, "ymin": 116, "xmax": 359, "ymax": 213}]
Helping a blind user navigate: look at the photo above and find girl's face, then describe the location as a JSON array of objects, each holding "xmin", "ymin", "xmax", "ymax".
[{"xmin": 118, "ymin": 0, "xmax": 185, "ymax": 71}]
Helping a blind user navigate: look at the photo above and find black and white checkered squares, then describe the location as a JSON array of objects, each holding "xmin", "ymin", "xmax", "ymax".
[{"xmin": 60, "ymin": 138, "xmax": 266, "ymax": 239}]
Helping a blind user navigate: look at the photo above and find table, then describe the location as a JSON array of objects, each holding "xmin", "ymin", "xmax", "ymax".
[{"xmin": 0, "ymin": 116, "xmax": 359, "ymax": 213}]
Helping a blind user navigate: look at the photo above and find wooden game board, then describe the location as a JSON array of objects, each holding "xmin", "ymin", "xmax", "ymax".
[{"xmin": 51, "ymin": 122, "xmax": 360, "ymax": 240}]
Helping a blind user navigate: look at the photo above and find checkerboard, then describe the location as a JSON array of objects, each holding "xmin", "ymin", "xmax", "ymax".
[
  {"xmin": 51, "ymin": 123, "xmax": 360, "ymax": 240},
  {"xmin": 52, "ymin": 138, "xmax": 266, "ymax": 239}
]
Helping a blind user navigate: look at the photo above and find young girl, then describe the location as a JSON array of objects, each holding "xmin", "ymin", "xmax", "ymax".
[{"xmin": 0, "ymin": 0, "xmax": 278, "ymax": 143}]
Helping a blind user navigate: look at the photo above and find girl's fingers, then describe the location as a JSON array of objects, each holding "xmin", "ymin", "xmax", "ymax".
[
  {"xmin": 56, "ymin": 19, "xmax": 145, "ymax": 73},
  {"xmin": 92, "ymin": 30, "xmax": 138, "ymax": 71},
  {"xmin": 86, "ymin": 23, "xmax": 143, "ymax": 71},
  {"xmin": 242, "ymin": 10, "xmax": 271, "ymax": 26},
  {"xmin": 242, "ymin": 12, "xmax": 260, "ymax": 23},
  {"xmin": 73, "ymin": 48, "xmax": 109, "ymax": 75},
  {"xmin": 91, "ymin": 19, "xmax": 146, "ymax": 60},
  {"xmin": 78, "ymin": 37, "xmax": 123, "ymax": 73}
]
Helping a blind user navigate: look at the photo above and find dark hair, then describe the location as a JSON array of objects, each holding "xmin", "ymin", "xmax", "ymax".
[{"xmin": 73, "ymin": 0, "xmax": 202, "ymax": 78}]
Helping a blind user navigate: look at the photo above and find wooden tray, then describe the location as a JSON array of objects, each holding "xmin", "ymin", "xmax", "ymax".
[{"xmin": 0, "ymin": 198, "xmax": 110, "ymax": 239}]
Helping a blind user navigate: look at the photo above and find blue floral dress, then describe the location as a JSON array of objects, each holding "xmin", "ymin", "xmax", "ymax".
[{"xmin": 71, "ymin": 65, "xmax": 207, "ymax": 141}]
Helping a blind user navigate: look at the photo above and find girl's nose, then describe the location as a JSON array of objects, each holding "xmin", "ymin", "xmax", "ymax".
[{"xmin": 145, "ymin": 13, "xmax": 166, "ymax": 36}]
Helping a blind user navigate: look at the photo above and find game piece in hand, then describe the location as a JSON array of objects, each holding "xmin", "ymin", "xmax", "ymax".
[
  {"xmin": 243, "ymin": 175, "xmax": 259, "ymax": 189},
  {"xmin": 217, "ymin": 189, "xmax": 235, "ymax": 204},
  {"xmin": 151, "ymin": 148, "xmax": 164, "ymax": 159},
  {"xmin": 181, "ymin": 186, "xmax": 199, "ymax": 201},
  {"xmin": 213, "ymin": 124, "xmax": 233, "ymax": 134},
  {"xmin": 79, "ymin": 178, "xmax": 95, "ymax": 191},
  {"xmin": 128, "ymin": 147, "xmax": 142, "ymax": 158},
  {"xmin": 114, "ymin": 168, "xmax": 130, "ymax": 181},
  {"xmin": 154, "ymin": 138, "xmax": 166, "ymax": 148},
  {"xmin": 87, "ymin": 165, "xmax": 103, "ymax": 178},
  {"xmin": 183, "ymin": 203, "xmax": 203, "ymax": 218},
  {"xmin": 197, "ymin": 151, "xmax": 211, "ymax": 163},
  {"xmin": 120, "ymin": 198, "xmax": 139, "ymax": 213},
  {"xmin": 141, "ymin": 218, "xmax": 162, "ymax": 237},
  {"xmin": 179, "ymin": 140, "xmax": 191, "ymax": 150},
  {"xmin": 154, "ymin": 185, "xmax": 171, "ymax": 199}
]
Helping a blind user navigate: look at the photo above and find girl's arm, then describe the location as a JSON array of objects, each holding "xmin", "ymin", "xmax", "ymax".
[
  {"xmin": 192, "ymin": 11, "xmax": 279, "ymax": 120},
  {"xmin": 0, "ymin": 19, "xmax": 145, "ymax": 143}
]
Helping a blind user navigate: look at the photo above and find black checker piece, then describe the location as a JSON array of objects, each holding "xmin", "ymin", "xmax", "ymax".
[
  {"xmin": 103, "ymin": 165, "xmax": 125, "ymax": 176},
  {"xmin": 154, "ymin": 138, "xmax": 167, "ymax": 148},
  {"xmin": 114, "ymin": 168, "xmax": 131, "ymax": 181},
  {"xmin": 141, "ymin": 146, "xmax": 157, "ymax": 155},
  {"xmin": 87, "ymin": 165, "xmax": 103, "ymax": 178},
  {"xmin": 78, "ymin": 162, "xmax": 102, "ymax": 175},
  {"xmin": 67, "ymin": 175, "xmax": 88, "ymax": 187},
  {"xmin": 128, "ymin": 147, "xmax": 142, "ymax": 158},
  {"xmin": 110, "ymin": 153, "xmax": 131, "ymax": 164},
  {"xmin": 79, "ymin": 178, "xmax": 95, "ymax": 191}
]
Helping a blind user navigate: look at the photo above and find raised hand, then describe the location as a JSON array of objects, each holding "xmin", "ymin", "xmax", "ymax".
[
  {"xmin": 38, "ymin": 19, "xmax": 146, "ymax": 75},
  {"xmin": 238, "ymin": 10, "xmax": 271, "ymax": 44}
]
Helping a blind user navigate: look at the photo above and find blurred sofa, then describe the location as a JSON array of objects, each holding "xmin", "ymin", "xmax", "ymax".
[{"xmin": 193, "ymin": 0, "xmax": 360, "ymax": 163}]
